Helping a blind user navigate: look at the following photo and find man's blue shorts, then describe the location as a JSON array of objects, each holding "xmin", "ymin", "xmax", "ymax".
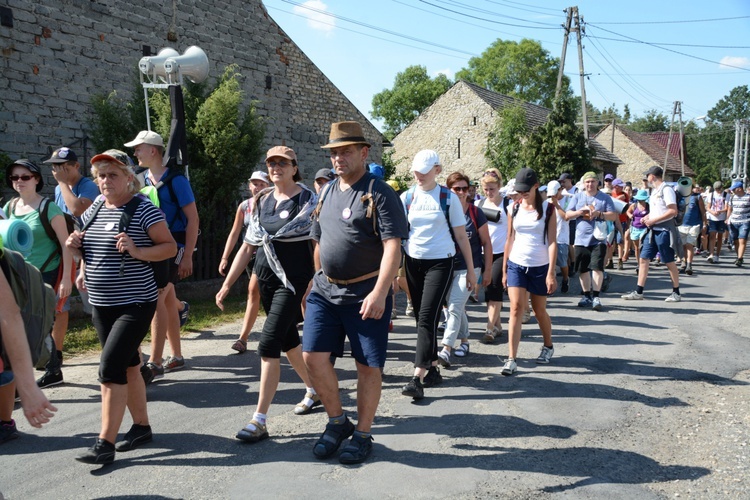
[
  {"xmin": 640, "ymin": 229, "xmax": 675, "ymax": 263},
  {"xmin": 506, "ymin": 260, "xmax": 549, "ymax": 297},
  {"xmin": 302, "ymin": 291, "xmax": 391, "ymax": 368},
  {"xmin": 730, "ymin": 221, "xmax": 750, "ymax": 241}
]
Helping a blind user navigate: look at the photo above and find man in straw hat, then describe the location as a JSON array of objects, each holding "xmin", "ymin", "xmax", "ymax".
[{"xmin": 302, "ymin": 121, "xmax": 408, "ymax": 464}]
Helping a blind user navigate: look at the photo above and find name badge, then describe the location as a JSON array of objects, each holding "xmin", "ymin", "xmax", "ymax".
[
  {"xmin": 342, "ymin": 208, "xmax": 352, "ymax": 220},
  {"xmin": 279, "ymin": 210, "xmax": 290, "ymax": 219},
  {"xmin": 104, "ymin": 222, "xmax": 116, "ymax": 231}
]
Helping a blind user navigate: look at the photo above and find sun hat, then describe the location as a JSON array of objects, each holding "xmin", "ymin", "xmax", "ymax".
[
  {"xmin": 321, "ymin": 121, "xmax": 371, "ymax": 149},
  {"xmin": 6, "ymin": 159, "xmax": 44, "ymax": 191}
]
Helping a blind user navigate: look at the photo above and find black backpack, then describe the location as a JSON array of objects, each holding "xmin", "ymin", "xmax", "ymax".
[{"xmin": 0, "ymin": 248, "xmax": 56, "ymax": 369}]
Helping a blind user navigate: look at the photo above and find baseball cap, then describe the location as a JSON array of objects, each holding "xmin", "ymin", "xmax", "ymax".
[
  {"xmin": 503, "ymin": 179, "xmax": 517, "ymax": 196},
  {"xmin": 558, "ymin": 172, "xmax": 573, "ymax": 182},
  {"xmin": 124, "ymin": 130, "xmax": 164, "ymax": 148},
  {"xmin": 314, "ymin": 168, "xmax": 335, "ymax": 181},
  {"xmin": 91, "ymin": 149, "xmax": 134, "ymax": 167},
  {"xmin": 730, "ymin": 181, "xmax": 743, "ymax": 190},
  {"xmin": 249, "ymin": 171, "xmax": 270, "ymax": 183},
  {"xmin": 643, "ymin": 165, "xmax": 663, "ymax": 177},
  {"xmin": 368, "ymin": 163, "xmax": 385, "ymax": 178},
  {"xmin": 514, "ymin": 168, "xmax": 538, "ymax": 192},
  {"xmin": 547, "ymin": 180, "xmax": 571, "ymax": 197},
  {"xmin": 604, "ymin": 173, "xmax": 614, "ymax": 181},
  {"xmin": 612, "ymin": 178, "xmax": 625, "ymax": 187},
  {"xmin": 713, "ymin": 181, "xmax": 723, "ymax": 190},
  {"xmin": 44, "ymin": 147, "xmax": 78, "ymax": 164},
  {"xmin": 266, "ymin": 145, "xmax": 297, "ymax": 162},
  {"xmin": 411, "ymin": 149, "xmax": 440, "ymax": 174}
]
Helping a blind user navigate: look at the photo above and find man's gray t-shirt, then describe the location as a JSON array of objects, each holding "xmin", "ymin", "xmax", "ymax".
[
  {"xmin": 311, "ymin": 172, "xmax": 408, "ymax": 305},
  {"xmin": 572, "ymin": 190, "xmax": 615, "ymax": 247}
]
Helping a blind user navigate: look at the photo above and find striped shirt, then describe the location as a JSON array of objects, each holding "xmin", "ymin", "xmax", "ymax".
[
  {"xmin": 730, "ymin": 192, "xmax": 750, "ymax": 224},
  {"xmin": 81, "ymin": 199, "xmax": 165, "ymax": 306}
]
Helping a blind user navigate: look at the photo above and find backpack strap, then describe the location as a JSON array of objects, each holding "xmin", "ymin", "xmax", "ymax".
[
  {"xmin": 467, "ymin": 203, "xmax": 479, "ymax": 231},
  {"xmin": 81, "ymin": 196, "xmax": 106, "ymax": 232},
  {"xmin": 543, "ymin": 201, "xmax": 554, "ymax": 245},
  {"xmin": 404, "ymin": 185, "xmax": 416, "ymax": 213},
  {"xmin": 312, "ymin": 178, "xmax": 337, "ymax": 221},
  {"xmin": 360, "ymin": 177, "xmax": 379, "ymax": 236},
  {"xmin": 36, "ymin": 198, "xmax": 60, "ymax": 273}
]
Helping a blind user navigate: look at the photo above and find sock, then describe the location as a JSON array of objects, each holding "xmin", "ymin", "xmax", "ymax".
[
  {"xmin": 1, "ymin": 420, "xmax": 13, "ymax": 426},
  {"xmin": 329, "ymin": 414, "xmax": 347, "ymax": 426},
  {"xmin": 246, "ymin": 412, "xmax": 267, "ymax": 431},
  {"xmin": 585, "ymin": 291, "xmax": 592, "ymax": 299},
  {"xmin": 636, "ymin": 286, "xmax": 644, "ymax": 294},
  {"xmin": 56, "ymin": 350, "xmax": 63, "ymax": 361},
  {"xmin": 544, "ymin": 344, "xmax": 554, "ymax": 349},
  {"xmin": 592, "ymin": 290, "xmax": 600, "ymax": 298},
  {"xmin": 673, "ymin": 287, "xmax": 680, "ymax": 295},
  {"xmin": 355, "ymin": 430, "xmax": 371, "ymax": 439},
  {"xmin": 306, "ymin": 387, "xmax": 316, "ymax": 396},
  {"xmin": 302, "ymin": 388, "xmax": 317, "ymax": 407}
]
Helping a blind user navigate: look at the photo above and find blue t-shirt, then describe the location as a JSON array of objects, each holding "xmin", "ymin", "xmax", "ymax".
[
  {"xmin": 144, "ymin": 170, "xmax": 196, "ymax": 235},
  {"xmin": 571, "ymin": 191, "xmax": 615, "ymax": 247},
  {"xmin": 54, "ymin": 176, "xmax": 100, "ymax": 225}
]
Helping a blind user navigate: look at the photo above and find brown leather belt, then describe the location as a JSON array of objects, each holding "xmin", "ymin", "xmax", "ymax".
[{"xmin": 326, "ymin": 270, "xmax": 379, "ymax": 285}]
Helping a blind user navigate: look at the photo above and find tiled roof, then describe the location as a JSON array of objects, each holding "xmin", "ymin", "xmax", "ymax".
[
  {"xmin": 596, "ymin": 125, "xmax": 694, "ymax": 177},
  {"xmin": 461, "ymin": 80, "xmax": 550, "ymax": 128},
  {"xmin": 589, "ymin": 139, "xmax": 623, "ymax": 164},
  {"xmin": 644, "ymin": 131, "xmax": 686, "ymax": 163}
]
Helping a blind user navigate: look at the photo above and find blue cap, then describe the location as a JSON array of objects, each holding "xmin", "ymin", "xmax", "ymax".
[{"xmin": 730, "ymin": 181, "xmax": 743, "ymax": 190}]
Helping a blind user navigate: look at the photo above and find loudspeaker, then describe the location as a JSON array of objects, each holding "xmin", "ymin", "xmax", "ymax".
[
  {"xmin": 138, "ymin": 47, "xmax": 180, "ymax": 81},
  {"xmin": 676, "ymin": 176, "xmax": 692, "ymax": 197},
  {"xmin": 163, "ymin": 46, "xmax": 209, "ymax": 84}
]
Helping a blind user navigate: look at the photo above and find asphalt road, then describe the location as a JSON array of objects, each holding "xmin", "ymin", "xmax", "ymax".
[{"xmin": 1, "ymin": 255, "xmax": 749, "ymax": 499}]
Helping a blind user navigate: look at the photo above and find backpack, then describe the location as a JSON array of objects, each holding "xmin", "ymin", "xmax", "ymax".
[
  {"xmin": 403, "ymin": 184, "xmax": 456, "ymax": 243},
  {"xmin": 143, "ymin": 169, "xmax": 188, "ymax": 230},
  {"xmin": 0, "ymin": 248, "xmax": 55, "ymax": 369},
  {"xmin": 8, "ymin": 197, "xmax": 75, "ymax": 273},
  {"xmin": 313, "ymin": 176, "xmax": 380, "ymax": 236},
  {"xmin": 82, "ymin": 195, "xmax": 170, "ymax": 288},
  {"xmin": 510, "ymin": 200, "xmax": 555, "ymax": 244}
]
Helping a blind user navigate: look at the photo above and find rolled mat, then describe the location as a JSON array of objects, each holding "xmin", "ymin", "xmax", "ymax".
[{"xmin": 0, "ymin": 218, "xmax": 34, "ymax": 255}]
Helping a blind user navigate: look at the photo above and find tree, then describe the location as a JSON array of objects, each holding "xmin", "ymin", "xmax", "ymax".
[
  {"xmin": 707, "ymin": 85, "xmax": 749, "ymax": 124},
  {"xmin": 485, "ymin": 102, "xmax": 528, "ymax": 180},
  {"xmin": 455, "ymin": 38, "xmax": 568, "ymax": 108},
  {"xmin": 522, "ymin": 96, "xmax": 593, "ymax": 182},
  {"xmin": 629, "ymin": 109, "xmax": 669, "ymax": 132},
  {"xmin": 371, "ymin": 65, "xmax": 452, "ymax": 139}
]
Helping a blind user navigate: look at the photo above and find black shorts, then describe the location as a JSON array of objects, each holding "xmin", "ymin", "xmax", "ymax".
[
  {"xmin": 574, "ymin": 244, "xmax": 607, "ymax": 273},
  {"xmin": 484, "ymin": 253, "xmax": 505, "ymax": 302}
]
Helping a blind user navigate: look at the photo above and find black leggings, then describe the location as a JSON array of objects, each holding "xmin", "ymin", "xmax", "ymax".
[
  {"xmin": 93, "ymin": 301, "xmax": 157, "ymax": 385},
  {"xmin": 404, "ymin": 255, "xmax": 454, "ymax": 369},
  {"xmin": 484, "ymin": 252, "xmax": 505, "ymax": 302},
  {"xmin": 257, "ymin": 277, "xmax": 307, "ymax": 358}
]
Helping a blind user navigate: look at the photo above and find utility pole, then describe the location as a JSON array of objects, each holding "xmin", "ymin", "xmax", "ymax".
[
  {"xmin": 664, "ymin": 101, "xmax": 685, "ymax": 177},
  {"xmin": 556, "ymin": 7, "xmax": 589, "ymax": 139},
  {"xmin": 556, "ymin": 8, "xmax": 573, "ymax": 99}
]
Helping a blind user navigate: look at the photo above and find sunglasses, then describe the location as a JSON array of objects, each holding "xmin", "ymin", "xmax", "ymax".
[
  {"xmin": 10, "ymin": 174, "xmax": 35, "ymax": 182},
  {"xmin": 451, "ymin": 186, "xmax": 469, "ymax": 192},
  {"xmin": 483, "ymin": 171, "xmax": 500, "ymax": 179},
  {"xmin": 266, "ymin": 160, "xmax": 292, "ymax": 168}
]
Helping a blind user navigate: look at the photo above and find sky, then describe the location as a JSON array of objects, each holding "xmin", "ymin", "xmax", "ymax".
[{"xmin": 261, "ymin": 0, "xmax": 750, "ymax": 131}]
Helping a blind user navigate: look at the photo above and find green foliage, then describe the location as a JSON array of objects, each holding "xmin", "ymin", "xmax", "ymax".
[
  {"xmin": 88, "ymin": 77, "xmax": 148, "ymax": 153},
  {"xmin": 382, "ymin": 148, "xmax": 411, "ymax": 190},
  {"xmin": 371, "ymin": 65, "xmax": 452, "ymax": 139},
  {"xmin": 707, "ymin": 85, "xmax": 749, "ymax": 124},
  {"xmin": 456, "ymin": 38, "xmax": 568, "ymax": 108},
  {"xmin": 629, "ymin": 109, "xmax": 669, "ymax": 132},
  {"xmin": 485, "ymin": 102, "xmax": 528, "ymax": 180},
  {"xmin": 522, "ymin": 96, "xmax": 593, "ymax": 182}
]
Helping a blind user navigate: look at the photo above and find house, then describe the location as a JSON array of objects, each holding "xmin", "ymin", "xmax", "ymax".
[
  {"xmin": 593, "ymin": 124, "xmax": 694, "ymax": 183},
  {"xmin": 390, "ymin": 80, "xmax": 621, "ymax": 181}
]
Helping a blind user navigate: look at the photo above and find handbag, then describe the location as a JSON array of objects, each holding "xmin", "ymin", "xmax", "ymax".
[{"xmin": 593, "ymin": 219, "xmax": 608, "ymax": 241}]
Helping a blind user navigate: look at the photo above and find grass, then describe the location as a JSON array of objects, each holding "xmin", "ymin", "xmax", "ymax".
[{"xmin": 62, "ymin": 293, "xmax": 250, "ymax": 356}]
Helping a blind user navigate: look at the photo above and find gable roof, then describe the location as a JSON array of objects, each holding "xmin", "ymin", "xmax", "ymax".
[
  {"xmin": 643, "ymin": 131, "xmax": 686, "ymax": 164},
  {"xmin": 594, "ymin": 125, "xmax": 694, "ymax": 177},
  {"xmin": 589, "ymin": 139, "xmax": 623, "ymax": 165},
  {"xmin": 461, "ymin": 80, "xmax": 550, "ymax": 128}
]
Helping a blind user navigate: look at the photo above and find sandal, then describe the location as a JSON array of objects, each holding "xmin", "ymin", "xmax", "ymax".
[
  {"xmin": 294, "ymin": 392, "xmax": 322, "ymax": 415},
  {"xmin": 339, "ymin": 432, "xmax": 374, "ymax": 465},
  {"xmin": 236, "ymin": 420, "xmax": 268, "ymax": 443},
  {"xmin": 231, "ymin": 339, "xmax": 247, "ymax": 353},
  {"xmin": 313, "ymin": 418, "xmax": 355, "ymax": 459},
  {"xmin": 481, "ymin": 329, "xmax": 495, "ymax": 344}
]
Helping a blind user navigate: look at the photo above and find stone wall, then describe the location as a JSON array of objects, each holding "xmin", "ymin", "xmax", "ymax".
[
  {"xmin": 597, "ymin": 124, "xmax": 681, "ymax": 184},
  {"xmin": 390, "ymin": 81, "xmax": 496, "ymax": 183},
  {"xmin": 0, "ymin": 0, "xmax": 381, "ymax": 200}
]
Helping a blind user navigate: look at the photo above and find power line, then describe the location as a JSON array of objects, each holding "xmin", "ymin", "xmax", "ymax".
[
  {"xmin": 438, "ymin": 0, "xmax": 561, "ymax": 27},
  {"xmin": 592, "ymin": 15, "xmax": 750, "ymax": 25},
  {"xmin": 586, "ymin": 34, "xmax": 750, "ymax": 50},
  {"xmin": 416, "ymin": 0, "xmax": 560, "ymax": 29},
  {"xmin": 278, "ymin": 0, "xmax": 478, "ymax": 57},
  {"xmin": 586, "ymin": 23, "xmax": 750, "ymax": 72},
  {"xmin": 482, "ymin": 0, "xmax": 562, "ymax": 15},
  {"xmin": 266, "ymin": 5, "xmax": 474, "ymax": 60}
]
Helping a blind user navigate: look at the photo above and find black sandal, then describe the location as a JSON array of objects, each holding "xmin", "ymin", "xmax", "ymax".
[
  {"xmin": 313, "ymin": 418, "xmax": 354, "ymax": 459},
  {"xmin": 339, "ymin": 433, "xmax": 374, "ymax": 465}
]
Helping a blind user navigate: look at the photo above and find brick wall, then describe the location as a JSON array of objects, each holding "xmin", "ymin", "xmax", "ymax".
[{"xmin": 0, "ymin": 0, "xmax": 382, "ymax": 200}]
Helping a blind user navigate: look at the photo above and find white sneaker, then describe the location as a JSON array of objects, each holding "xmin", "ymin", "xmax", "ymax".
[
  {"xmin": 665, "ymin": 292, "xmax": 682, "ymax": 302},
  {"xmin": 405, "ymin": 301, "xmax": 415, "ymax": 317},
  {"xmin": 536, "ymin": 346, "xmax": 554, "ymax": 364},
  {"xmin": 501, "ymin": 358, "xmax": 517, "ymax": 376},
  {"xmin": 592, "ymin": 297, "xmax": 603, "ymax": 311},
  {"xmin": 621, "ymin": 290, "xmax": 644, "ymax": 300},
  {"xmin": 521, "ymin": 309, "xmax": 531, "ymax": 324},
  {"xmin": 706, "ymin": 255, "xmax": 714, "ymax": 263}
]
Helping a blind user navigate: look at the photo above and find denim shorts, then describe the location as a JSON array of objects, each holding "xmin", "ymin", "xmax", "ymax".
[
  {"xmin": 640, "ymin": 229, "xmax": 675, "ymax": 263},
  {"xmin": 708, "ymin": 220, "xmax": 727, "ymax": 233},
  {"xmin": 555, "ymin": 243, "xmax": 569, "ymax": 269},
  {"xmin": 302, "ymin": 290, "xmax": 391, "ymax": 368},
  {"xmin": 506, "ymin": 260, "xmax": 549, "ymax": 297},
  {"xmin": 730, "ymin": 221, "xmax": 750, "ymax": 241}
]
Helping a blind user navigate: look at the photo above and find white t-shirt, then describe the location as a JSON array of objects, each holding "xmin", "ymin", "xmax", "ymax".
[
  {"xmin": 509, "ymin": 200, "xmax": 551, "ymax": 268},
  {"xmin": 555, "ymin": 205, "xmax": 570, "ymax": 244},
  {"xmin": 706, "ymin": 190, "xmax": 729, "ymax": 221},
  {"xmin": 476, "ymin": 197, "xmax": 508, "ymax": 255},
  {"xmin": 402, "ymin": 185, "xmax": 465, "ymax": 259},
  {"xmin": 648, "ymin": 182, "xmax": 676, "ymax": 221}
]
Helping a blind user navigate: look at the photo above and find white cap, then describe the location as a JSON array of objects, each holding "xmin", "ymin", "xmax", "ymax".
[
  {"xmin": 502, "ymin": 179, "xmax": 517, "ymax": 196},
  {"xmin": 546, "ymin": 180, "xmax": 572, "ymax": 197},
  {"xmin": 249, "ymin": 171, "xmax": 269, "ymax": 183},
  {"xmin": 124, "ymin": 130, "xmax": 164, "ymax": 148},
  {"xmin": 411, "ymin": 149, "xmax": 440, "ymax": 174}
]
